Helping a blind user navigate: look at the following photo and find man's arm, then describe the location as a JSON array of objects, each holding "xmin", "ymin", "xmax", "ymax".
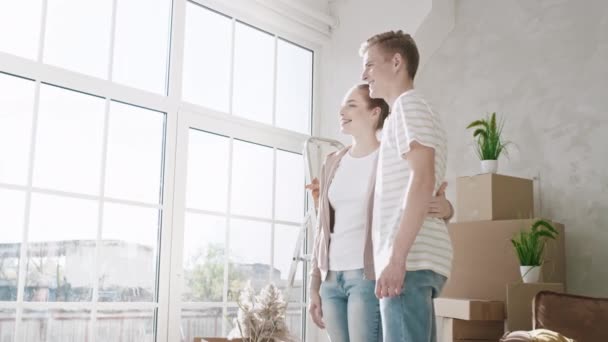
[
  {"xmin": 390, "ymin": 142, "xmax": 436, "ymax": 263},
  {"xmin": 375, "ymin": 141, "xmax": 435, "ymax": 298}
]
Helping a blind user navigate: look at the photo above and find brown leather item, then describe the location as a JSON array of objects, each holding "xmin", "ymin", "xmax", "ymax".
[{"xmin": 534, "ymin": 291, "xmax": 608, "ymax": 342}]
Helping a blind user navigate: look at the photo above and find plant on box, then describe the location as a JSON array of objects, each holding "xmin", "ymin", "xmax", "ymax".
[
  {"xmin": 466, "ymin": 112, "xmax": 510, "ymax": 174},
  {"xmin": 511, "ymin": 219, "xmax": 559, "ymax": 283}
]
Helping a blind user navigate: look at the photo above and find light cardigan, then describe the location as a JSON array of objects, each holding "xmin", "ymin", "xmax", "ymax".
[{"xmin": 309, "ymin": 146, "xmax": 376, "ymax": 294}]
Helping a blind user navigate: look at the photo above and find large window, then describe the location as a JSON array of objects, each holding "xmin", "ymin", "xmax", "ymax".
[
  {"xmin": 0, "ymin": 73, "xmax": 166, "ymax": 341},
  {"xmin": 0, "ymin": 0, "xmax": 315, "ymax": 341},
  {"xmin": 179, "ymin": 131, "xmax": 306, "ymax": 341},
  {"xmin": 182, "ymin": 2, "xmax": 314, "ymax": 134}
]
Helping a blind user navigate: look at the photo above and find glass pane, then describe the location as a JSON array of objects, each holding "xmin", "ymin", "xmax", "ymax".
[
  {"xmin": 112, "ymin": 0, "xmax": 171, "ymax": 93},
  {"xmin": 20, "ymin": 309, "xmax": 91, "ymax": 342},
  {"xmin": 0, "ymin": 189, "xmax": 26, "ymax": 301},
  {"xmin": 0, "ymin": 309, "xmax": 16, "ymax": 342},
  {"xmin": 186, "ymin": 130, "xmax": 229, "ymax": 213},
  {"xmin": 181, "ymin": 307, "xmax": 224, "ymax": 340},
  {"xmin": 228, "ymin": 219, "xmax": 271, "ymax": 300},
  {"xmin": 33, "ymin": 85, "xmax": 105, "ymax": 195},
  {"xmin": 0, "ymin": 0, "xmax": 42, "ymax": 59},
  {"xmin": 232, "ymin": 23, "xmax": 274, "ymax": 124},
  {"xmin": 273, "ymin": 224, "xmax": 302, "ymax": 303},
  {"xmin": 0, "ymin": 73, "xmax": 35, "ymax": 185},
  {"xmin": 285, "ymin": 307, "xmax": 302, "ymax": 340},
  {"xmin": 99, "ymin": 203, "xmax": 159, "ymax": 302},
  {"xmin": 43, "ymin": 0, "xmax": 113, "ymax": 79},
  {"xmin": 25, "ymin": 193, "xmax": 97, "ymax": 302},
  {"xmin": 96, "ymin": 309, "xmax": 154, "ymax": 342},
  {"xmin": 276, "ymin": 40, "xmax": 313, "ymax": 134},
  {"xmin": 230, "ymin": 140, "xmax": 272, "ymax": 218},
  {"xmin": 182, "ymin": 3, "xmax": 232, "ymax": 113},
  {"xmin": 183, "ymin": 213, "xmax": 226, "ymax": 302},
  {"xmin": 104, "ymin": 102, "xmax": 165, "ymax": 204},
  {"xmin": 275, "ymin": 150, "xmax": 305, "ymax": 222}
]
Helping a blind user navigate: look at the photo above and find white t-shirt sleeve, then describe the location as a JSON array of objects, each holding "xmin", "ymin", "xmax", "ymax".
[{"xmin": 393, "ymin": 95, "xmax": 441, "ymax": 156}]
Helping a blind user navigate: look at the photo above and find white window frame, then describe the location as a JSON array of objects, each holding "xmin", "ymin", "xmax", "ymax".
[{"xmin": 0, "ymin": 0, "xmax": 325, "ymax": 340}]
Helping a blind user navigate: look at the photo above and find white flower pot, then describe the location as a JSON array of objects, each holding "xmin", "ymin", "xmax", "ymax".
[
  {"xmin": 481, "ymin": 160, "xmax": 498, "ymax": 174},
  {"xmin": 520, "ymin": 265, "xmax": 542, "ymax": 283}
]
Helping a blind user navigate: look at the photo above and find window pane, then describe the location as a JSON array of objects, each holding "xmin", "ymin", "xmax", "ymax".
[
  {"xmin": 182, "ymin": 3, "xmax": 232, "ymax": 113},
  {"xmin": 285, "ymin": 307, "xmax": 302, "ymax": 340},
  {"xmin": 183, "ymin": 213, "xmax": 226, "ymax": 302},
  {"xmin": 186, "ymin": 130, "xmax": 229, "ymax": 213},
  {"xmin": 276, "ymin": 40, "xmax": 313, "ymax": 134},
  {"xmin": 112, "ymin": 0, "xmax": 171, "ymax": 93},
  {"xmin": 275, "ymin": 150, "xmax": 305, "ymax": 222},
  {"xmin": 0, "ymin": 189, "xmax": 26, "ymax": 301},
  {"xmin": 232, "ymin": 23, "xmax": 274, "ymax": 124},
  {"xmin": 273, "ymin": 224, "xmax": 302, "ymax": 303},
  {"xmin": 230, "ymin": 140, "xmax": 272, "ymax": 218},
  {"xmin": 0, "ymin": 73, "xmax": 35, "ymax": 185},
  {"xmin": 0, "ymin": 0, "xmax": 42, "ymax": 59},
  {"xmin": 99, "ymin": 203, "xmax": 159, "ymax": 302},
  {"xmin": 0, "ymin": 309, "xmax": 16, "ymax": 341},
  {"xmin": 181, "ymin": 307, "xmax": 223, "ymax": 340},
  {"xmin": 228, "ymin": 219, "xmax": 271, "ymax": 300},
  {"xmin": 20, "ymin": 309, "xmax": 90, "ymax": 342},
  {"xmin": 33, "ymin": 85, "xmax": 105, "ymax": 195},
  {"xmin": 105, "ymin": 102, "xmax": 165, "ymax": 204},
  {"xmin": 25, "ymin": 193, "xmax": 97, "ymax": 302},
  {"xmin": 96, "ymin": 309, "xmax": 154, "ymax": 342},
  {"xmin": 43, "ymin": 0, "xmax": 112, "ymax": 78}
]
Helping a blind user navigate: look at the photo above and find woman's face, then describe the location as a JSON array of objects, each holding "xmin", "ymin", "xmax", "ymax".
[{"xmin": 338, "ymin": 87, "xmax": 378, "ymax": 136}]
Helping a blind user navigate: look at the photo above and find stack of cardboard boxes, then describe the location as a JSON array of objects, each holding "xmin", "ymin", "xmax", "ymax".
[{"xmin": 436, "ymin": 173, "xmax": 567, "ymax": 341}]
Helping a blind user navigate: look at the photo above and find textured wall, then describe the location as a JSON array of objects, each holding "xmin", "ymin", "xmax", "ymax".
[{"xmin": 417, "ymin": 0, "xmax": 608, "ymax": 296}]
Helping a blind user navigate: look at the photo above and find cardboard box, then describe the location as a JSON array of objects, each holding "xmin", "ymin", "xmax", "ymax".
[
  {"xmin": 457, "ymin": 174, "xmax": 534, "ymax": 222},
  {"xmin": 435, "ymin": 298, "xmax": 505, "ymax": 321},
  {"xmin": 441, "ymin": 219, "xmax": 566, "ymax": 301},
  {"xmin": 437, "ymin": 317, "xmax": 504, "ymax": 341},
  {"xmin": 506, "ymin": 282, "xmax": 564, "ymax": 331}
]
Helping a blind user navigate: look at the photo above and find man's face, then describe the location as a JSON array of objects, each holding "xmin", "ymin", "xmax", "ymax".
[{"xmin": 361, "ymin": 45, "xmax": 393, "ymax": 100}]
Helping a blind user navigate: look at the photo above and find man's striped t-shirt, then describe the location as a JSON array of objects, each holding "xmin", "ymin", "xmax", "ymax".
[{"xmin": 372, "ymin": 89, "xmax": 453, "ymax": 278}]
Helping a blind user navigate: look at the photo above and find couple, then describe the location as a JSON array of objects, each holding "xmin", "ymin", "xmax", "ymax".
[{"xmin": 306, "ymin": 31, "xmax": 453, "ymax": 342}]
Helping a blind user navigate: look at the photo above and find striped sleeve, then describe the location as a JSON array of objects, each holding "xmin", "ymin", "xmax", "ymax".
[{"xmin": 393, "ymin": 95, "xmax": 441, "ymax": 156}]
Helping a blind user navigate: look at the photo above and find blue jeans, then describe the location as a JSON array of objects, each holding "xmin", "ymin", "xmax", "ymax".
[
  {"xmin": 380, "ymin": 270, "xmax": 447, "ymax": 342},
  {"xmin": 319, "ymin": 269, "xmax": 381, "ymax": 342}
]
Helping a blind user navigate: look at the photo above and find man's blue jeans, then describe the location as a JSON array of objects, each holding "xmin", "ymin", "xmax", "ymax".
[
  {"xmin": 379, "ymin": 270, "xmax": 447, "ymax": 342},
  {"xmin": 319, "ymin": 269, "xmax": 381, "ymax": 342}
]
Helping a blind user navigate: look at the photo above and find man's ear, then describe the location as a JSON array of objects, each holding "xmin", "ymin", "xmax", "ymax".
[{"xmin": 392, "ymin": 53, "xmax": 407, "ymax": 74}]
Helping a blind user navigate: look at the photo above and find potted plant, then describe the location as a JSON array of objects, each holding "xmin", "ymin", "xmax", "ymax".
[
  {"xmin": 466, "ymin": 112, "xmax": 509, "ymax": 174},
  {"xmin": 228, "ymin": 283, "xmax": 297, "ymax": 342},
  {"xmin": 511, "ymin": 219, "xmax": 559, "ymax": 283}
]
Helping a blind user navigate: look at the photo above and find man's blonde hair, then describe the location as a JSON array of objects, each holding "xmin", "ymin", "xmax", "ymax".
[{"xmin": 359, "ymin": 30, "xmax": 420, "ymax": 80}]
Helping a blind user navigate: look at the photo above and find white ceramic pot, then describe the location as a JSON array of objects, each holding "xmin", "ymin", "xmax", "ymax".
[
  {"xmin": 481, "ymin": 160, "xmax": 498, "ymax": 174},
  {"xmin": 520, "ymin": 265, "xmax": 542, "ymax": 283}
]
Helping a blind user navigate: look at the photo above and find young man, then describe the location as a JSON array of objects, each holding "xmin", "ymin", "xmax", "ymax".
[{"xmin": 360, "ymin": 30, "xmax": 453, "ymax": 342}]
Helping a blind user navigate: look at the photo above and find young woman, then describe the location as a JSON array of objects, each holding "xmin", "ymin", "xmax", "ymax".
[{"xmin": 306, "ymin": 84, "xmax": 453, "ymax": 342}]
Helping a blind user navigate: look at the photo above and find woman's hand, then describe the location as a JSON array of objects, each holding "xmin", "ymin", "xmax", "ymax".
[
  {"xmin": 428, "ymin": 182, "xmax": 454, "ymax": 221},
  {"xmin": 308, "ymin": 292, "xmax": 325, "ymax": 329},
  {"xmin": 305, "ymin": 178, "xmax": 320, "ymax": 209}
]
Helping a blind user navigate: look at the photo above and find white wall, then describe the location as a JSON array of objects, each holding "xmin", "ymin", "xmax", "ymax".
[{"xmin": 416, "ymin": 0, "xmax": 608, "ymax": 297}]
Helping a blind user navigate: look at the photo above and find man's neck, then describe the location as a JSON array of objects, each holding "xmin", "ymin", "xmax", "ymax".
[{"xmin": 386, "ymin": 79, "xmax": 414, "ymax": 106}]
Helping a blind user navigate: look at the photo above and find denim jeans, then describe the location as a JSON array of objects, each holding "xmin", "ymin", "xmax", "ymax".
[
  {"xmin": 319, "ymin": 269, "xmax": 381, "ymax": 342},
  {"xmin": 379, "ymin": 270, "xmax": 447, "ymax": 342}
]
